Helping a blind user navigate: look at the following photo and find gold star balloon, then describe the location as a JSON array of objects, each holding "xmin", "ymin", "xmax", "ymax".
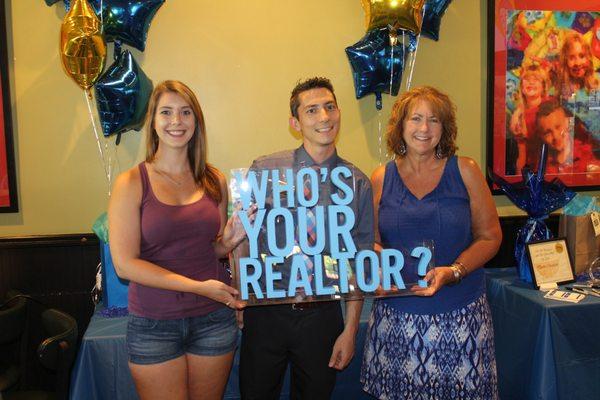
[
  {"xmin": 60, "ymin": 0, "xmax": 106, "ymax": 91},
  {"xmin": 361, "ymin": 0, "xmax": 425, "ymax": 34}
]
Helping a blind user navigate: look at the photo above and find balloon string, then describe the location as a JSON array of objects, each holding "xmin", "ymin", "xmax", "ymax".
[
  {"xmin": 84, "ymin": 89, "xmax": 112, "ymax": 193},
  {"xmin": 378, "ymin": 109, "xmax": 383, "ymax": 165},
  {"xmin": 100, "ymin": 0, "xmax": 104, "ymax": 33},
  {"xmin": 406, "ymin": 5, "xmax": 426, "ymax": 91},
  {"xmin": 105, "ymin": 141, "xmax": 112, "ymax": 191},
  {"xmin": 389, "ymin": 40, "xmax": 394, "ymax": 98},
  {"xmin": 400, "ymin": 31, "xmax": 406, "ymax": 94},
  {"xmin": 405, "ymin": 34, "xmax": 420, "ymax": 91}
]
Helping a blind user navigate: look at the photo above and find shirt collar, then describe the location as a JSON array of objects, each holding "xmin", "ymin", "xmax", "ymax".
[{"xmin": 295, "ymin": 145, "xmax": 339, "ymax": 169}]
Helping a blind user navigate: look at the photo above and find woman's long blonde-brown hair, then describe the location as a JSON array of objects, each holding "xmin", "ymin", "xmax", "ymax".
[
  {"xmin": 145, "ymin": 80, "xmax": 221, "ymax": 203},
  {"xmin": 558, "ymin": 32, "xmax": 599, "ymax": 95}
]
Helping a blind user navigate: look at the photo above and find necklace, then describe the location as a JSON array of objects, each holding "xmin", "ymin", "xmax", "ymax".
[{"xmin": 152, "ymin": 166, "xmax": 186, "ymax": 186}]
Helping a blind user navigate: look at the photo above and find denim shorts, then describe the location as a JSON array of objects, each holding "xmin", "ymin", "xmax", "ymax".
[{"xmin": 126, "ymin": 307, "xmax": 238, "ymax": 365}]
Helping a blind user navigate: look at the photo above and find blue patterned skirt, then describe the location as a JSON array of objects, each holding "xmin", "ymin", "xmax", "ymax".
[{"xmin": 361, "ymin": 295, "xmax": 498, "ymax": 400}]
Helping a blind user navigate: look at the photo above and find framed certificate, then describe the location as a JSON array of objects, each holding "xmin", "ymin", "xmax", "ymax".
[{"xmin": 526, "ymin": 238, "xmax": 575, "ymax": 289}]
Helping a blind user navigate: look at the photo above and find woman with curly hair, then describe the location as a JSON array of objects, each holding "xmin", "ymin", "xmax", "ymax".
[{"xmin": 361, "ymin": 86, "xmax": 502, "ymax": 400}]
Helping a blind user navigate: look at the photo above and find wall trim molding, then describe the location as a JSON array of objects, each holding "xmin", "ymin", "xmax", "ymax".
[{"xmin": 0, "ymin": 233, "xmax": 99, "ymax": 248}]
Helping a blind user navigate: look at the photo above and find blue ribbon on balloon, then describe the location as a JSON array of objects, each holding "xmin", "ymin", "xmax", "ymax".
[{"xmin": 490, "ymin": 144, "xmax": 576, "ymax": 283}]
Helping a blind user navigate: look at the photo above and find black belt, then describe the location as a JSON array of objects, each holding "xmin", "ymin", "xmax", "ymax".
[{"xmin": 290, "ymin": 300, "xmax": 335, "ymax": 310}]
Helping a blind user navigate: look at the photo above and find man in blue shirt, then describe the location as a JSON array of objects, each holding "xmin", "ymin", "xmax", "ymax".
[{"xmin": 239, "ymin": 77, "xmax": 374, "ymax": 399}]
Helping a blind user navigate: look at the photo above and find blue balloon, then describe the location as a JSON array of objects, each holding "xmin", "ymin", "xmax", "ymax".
[
  {"xmin": 63, "ymin": 0, "xmax": 102, "ymax": 14},
  {"xmin": 405, "ymin": 31, "xmax": 418, "ymax": 53},
  {"xmin": 95, "ymin": 48, "xmax": 153, "ymax": 137},
  {"xmin": 345, "ymin": 27, "xmax": 409, "ymax": 110},
  {"xmin": 422, "ymin": 0, "xmax": 453, "ymax": 41},
  {"xmin": 64, "ymin": 0, "xmax": 165, "ymax": 51}
]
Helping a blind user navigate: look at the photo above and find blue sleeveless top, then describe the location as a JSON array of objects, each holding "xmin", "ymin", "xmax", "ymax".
[{"xmin": 379, "ymin": 156, "xmax": 484, "ymax": 314}]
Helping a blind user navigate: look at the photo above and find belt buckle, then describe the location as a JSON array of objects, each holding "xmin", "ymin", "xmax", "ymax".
[
  {"xmin": 291, "ymin": 302, "xmax": 312, "ymax": 311},
  {"xmin": 291, "ymin": 301, "xmax": 323, "ymax": 311}
]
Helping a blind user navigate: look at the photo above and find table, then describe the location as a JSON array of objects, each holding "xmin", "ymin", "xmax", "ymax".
[
  {"xmin": 71, "ymin": 270, "xmax": 600, "ymax": 400},
  {"xmin": 485, "ymin": 268, "xmax": 600, "ymax": 400},
  {"xmin": 70, "ymin": 300, "xmax": 374, "ymax": 400}
]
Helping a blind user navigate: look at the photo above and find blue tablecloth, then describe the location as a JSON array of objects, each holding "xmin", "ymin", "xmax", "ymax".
[
  {"xmin": 485, "ymin": 268, "xmax": 600, "ymax": 400},
  {"xmin": 70, "ymin": 300, "xmax": 374, "ymax": 400},
  {"xmin": 71, "ymin": 270, "xmax": 600, "ymax": 400}
]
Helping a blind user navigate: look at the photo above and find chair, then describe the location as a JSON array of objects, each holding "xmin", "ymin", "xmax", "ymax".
[
  {"xmin": 4, "ymin": 309, "xmax": 78, "ymax": 400},
  {"xmin": 0, "ymin": 290, "xmax": 28, "ymax": 393}
]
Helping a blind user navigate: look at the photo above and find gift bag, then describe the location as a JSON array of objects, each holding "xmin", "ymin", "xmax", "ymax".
[
  {"xmin": 100, "ymin": 242, "xmax": 129, "ymax": 308},
  {"xmin": 560, "ymin": 195, "xmax": 600, "ymax": 274},
  {"xmin": 559, "ymin": 214, "xmax": 600, "ymax": 274}
]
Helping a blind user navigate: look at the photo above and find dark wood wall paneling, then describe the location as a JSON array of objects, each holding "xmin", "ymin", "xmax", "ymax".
[
  {"xmin": 0, "ymin": 234, "xmax": 99, "ymax": 391},
  {"xmin": 0, "ymin": 215, "xmax": 559, "ymax": 390},
  {"xmin": 0, "ymin": 214, "xmax": 561, "ymax": 318}
]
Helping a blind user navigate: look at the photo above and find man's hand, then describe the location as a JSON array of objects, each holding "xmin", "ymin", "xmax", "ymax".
[{"xmin": 328, "ymin": 329, "xmax": 356, "ymax": 370}]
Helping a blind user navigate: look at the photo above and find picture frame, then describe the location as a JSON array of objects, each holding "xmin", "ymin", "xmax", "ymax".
[
  {"xmin": 526, "ymin": 238, "xmax": 575, "ymax": 289},
  {"xmin": 487, "ymin": 1, "xmax": 600, "ymax": 193},
  {"xmin": 0, "ymin": 2, "xmax": 18, "ymax": 212}
]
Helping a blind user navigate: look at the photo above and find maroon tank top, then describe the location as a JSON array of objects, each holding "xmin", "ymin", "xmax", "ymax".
[{"xmin": 128, "ymin": 162, "xmax": 229, "ymax": 319}]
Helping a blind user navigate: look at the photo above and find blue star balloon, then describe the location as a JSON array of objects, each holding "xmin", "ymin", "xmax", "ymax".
[
  {"xmin": 421, "ymin": 0, "xmax": 452, "ymax": 41},
  {"xmin": 64, "ymin": 0, "xmax": 165, "ymax": 51},
  {"xmin": 490, "ymin": 144, "xmax": 576, "ymax": 283},
  {"xmin": 95, "ymin": 48, "xmax": 153, "ymax": 138},
  {"xmin": 346, "ymin": 27, "xmax": 414, "ymax": 110}
]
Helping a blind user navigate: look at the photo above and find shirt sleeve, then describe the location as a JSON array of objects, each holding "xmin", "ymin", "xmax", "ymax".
[{"xmin": 352, "ymin": 174, "xmax": 375, "ymax": 253}]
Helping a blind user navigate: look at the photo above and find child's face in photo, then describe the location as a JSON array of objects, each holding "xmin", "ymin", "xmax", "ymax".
[
  {"xmin": 538, "ymin": 108, "xmax": 571, "ymax": 152},
  {"xmin": 566, "ymin": 40, "xmax": 590, "ymax": 79},
  {"xmin": 521, "ymin": 74, "xmax": 544, "ymax": 99}
]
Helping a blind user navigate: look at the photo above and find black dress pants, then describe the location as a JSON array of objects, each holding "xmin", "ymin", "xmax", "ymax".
[{"xmin": 239, "ymin": 301, "xmax": 344, "ymax": 400}]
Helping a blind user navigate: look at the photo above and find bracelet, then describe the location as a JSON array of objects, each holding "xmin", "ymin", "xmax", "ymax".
[
  {"xmin": 450, "ymin": 262, "xmax": 467, "ymax": 283},
  {"xmin": 452, "ymin": 261, "xmax": 467, "ymax": 276},
  {"xmin": 449, "ymin": 265, "xmax": 462, "ymax": 283}
]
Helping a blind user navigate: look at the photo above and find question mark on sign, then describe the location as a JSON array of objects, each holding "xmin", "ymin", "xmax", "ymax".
[{"xmin": 411, "ymin": 246, "xmax": 432, "ymax": 288}]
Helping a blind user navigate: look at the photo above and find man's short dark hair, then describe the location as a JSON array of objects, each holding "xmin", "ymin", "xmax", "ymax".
[
  {"xmin": 535, "ymin": 99, "xmax": 570, "ymax": 134},
  {"xmin": 290, "ymin": 77, "xmax": 337, "ymax": 118}
]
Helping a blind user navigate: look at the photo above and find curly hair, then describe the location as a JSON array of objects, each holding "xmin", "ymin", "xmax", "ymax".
[
  {"xmin": 387, "ymin": 86, "xmax": 458, "ymax": 158},
  {"xmin": 145, "ymin": 80, "xmax": 221, "ymax": 203}
]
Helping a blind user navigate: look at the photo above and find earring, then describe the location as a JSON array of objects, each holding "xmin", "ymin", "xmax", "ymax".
[
  {"xmin": 399, "ymin": 141, "xmax": 406, "ymax": 156},
  {"xmin": 435, "ymin": 145, "xmax": 443, "ymax": 159}
]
